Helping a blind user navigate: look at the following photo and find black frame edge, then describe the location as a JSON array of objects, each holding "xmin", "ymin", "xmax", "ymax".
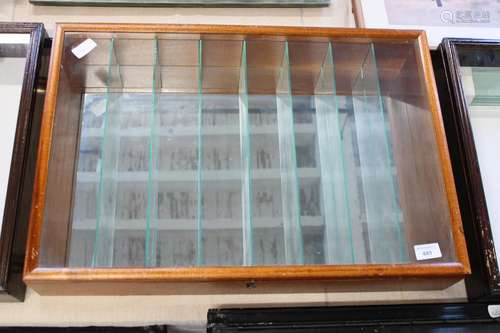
[{"xmin": 207, "ymin": 303, "xmax": 500, "ymax": 331}]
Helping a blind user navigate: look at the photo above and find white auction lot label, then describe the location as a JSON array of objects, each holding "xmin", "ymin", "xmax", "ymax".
[
  {"xmin": 414, "ymin": 243, "xmax": 442, "ymax": 261},
  {"xmin": 72, "ymin": 38, "xmax": 97, "ymax": 59},
  {"xmin": 488, "ymin": 305, "xmax": 500, "ymax": 318}
]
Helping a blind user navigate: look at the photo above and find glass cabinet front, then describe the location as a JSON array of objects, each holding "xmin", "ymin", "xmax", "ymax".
[{"xmin": 29, "ymin": 26, "xmax": 466, "ymax": 283}]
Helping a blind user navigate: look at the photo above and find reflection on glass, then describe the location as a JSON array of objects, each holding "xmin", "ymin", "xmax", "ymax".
[
  {"xmin": 0, "ymin": 33, "xmax": 29, "ymax": 234},
  {"xmin": 41, "ymin": 32, "xmax": 456, "ymax": 268},
  {"xmin": 460, "ymin": 61, "xmax": 500, "ymax": 267}
]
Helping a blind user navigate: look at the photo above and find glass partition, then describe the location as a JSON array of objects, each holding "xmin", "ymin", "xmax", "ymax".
[{"xmin": 39, "ymin": 32, "xmax": 457, "ymax": 268}]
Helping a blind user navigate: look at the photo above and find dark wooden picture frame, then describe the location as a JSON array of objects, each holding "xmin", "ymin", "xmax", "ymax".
[
  {"xmin": 0, "ymin": 22, "xmax": 47, "ymax": 301},
  {"xmin": 434, "ymin": 38, "xmax": 500, "ymax": 300}
]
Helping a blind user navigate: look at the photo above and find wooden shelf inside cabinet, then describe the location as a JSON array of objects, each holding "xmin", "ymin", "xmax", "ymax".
[
  {"xmin": 24, "ymin": 24, "xmax": 469, "ymax": 295},
  {"xmin": 75, "ymin": 168, "xmax": 322, "ymax": 182},
  {"xmin": 72, "ymin": 216, "xmax": 325, "ymax": 230},
  {"xmin": 80, "ymin": 124, "xmax": 318, "ymax": 138},
  {"xmin": 434, "ymin": 39, "xmax": 500, "ymax": 301},
  {"xmin": 0, "ymin": 22, "xmax": 48, "ymax": 301}
]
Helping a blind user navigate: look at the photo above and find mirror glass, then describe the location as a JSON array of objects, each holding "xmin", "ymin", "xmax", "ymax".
[{"xmin": 0, "ymin": 33, "xmax": 30, "ymax": 232}]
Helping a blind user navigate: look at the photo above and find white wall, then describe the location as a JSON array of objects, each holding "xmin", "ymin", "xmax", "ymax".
[
  {"xmin": 0, "ymin": 0, "xmax": 467, "ymax": 327},
  {"xmin": 2, "ymin": 0, "xmax": 355, "ymax": 36}
]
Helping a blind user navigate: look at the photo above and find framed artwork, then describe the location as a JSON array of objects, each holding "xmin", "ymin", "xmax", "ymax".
[
  {"xmin": 30, "ymin": 0, "xmax": 330, "ymax": 6},
  {"xmin": 434, "ymin": 38, "xmax": 500, "ymax": 300},
  {"xmin": 0, "ymin": 22, "xmax": 47, "ymax": 301},
  {"xmin": 352, "ymin": 0, "xmax": 500, "ymax": 48}
]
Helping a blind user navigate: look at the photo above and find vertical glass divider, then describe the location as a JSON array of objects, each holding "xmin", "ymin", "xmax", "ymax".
[
  {"xmin": 314, "ymin": 42, "xmax": 354, "ymax": 264},
  {"xmin": 368, "ymin": 43, "xmax": 407, "ymax": 262},
  {"xmin": 276, "ymin": 41, "xmax": 304, "ymax": 265},
  {"xmin": 145, "ymin": 37, "xmax": 160, "ymax": 267},
  {"xmin": 92, "ymin": 37, "xmax": 120, "ymax": 267},
  {"xmin": 352, "ymin": 44, "xmax": 407, "ymax": 263},
  {"xmin": 196, "ymin": 39, "xmax": 204, "ymax": 266},
  {"xmin": 238, "ymin": 40, "xmax": 253, "ymax": 266}
]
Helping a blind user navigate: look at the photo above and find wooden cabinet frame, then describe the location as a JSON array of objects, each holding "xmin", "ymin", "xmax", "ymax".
[
  {"xmin": 0, "ymin": 22, "xmax": 47, "ymax": 301},
  {"xmin": 23, "ymin": 24, "xmax": 470, "ymax": 295}
]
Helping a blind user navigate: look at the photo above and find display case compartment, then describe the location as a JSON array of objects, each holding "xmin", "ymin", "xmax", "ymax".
[{"xmin": 24, "ymin": 24, "xmax": 469, "ymax": 294}]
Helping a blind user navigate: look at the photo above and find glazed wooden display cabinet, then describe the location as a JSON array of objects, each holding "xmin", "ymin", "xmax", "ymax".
[{"xmin": 24, "ymin": 24, "xmax": 469, "ymax": 294}]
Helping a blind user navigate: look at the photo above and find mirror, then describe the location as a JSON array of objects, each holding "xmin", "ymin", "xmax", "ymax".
[{"xmin": 0, "ymin": 33, "xmax": 30, "ymax": 233}]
